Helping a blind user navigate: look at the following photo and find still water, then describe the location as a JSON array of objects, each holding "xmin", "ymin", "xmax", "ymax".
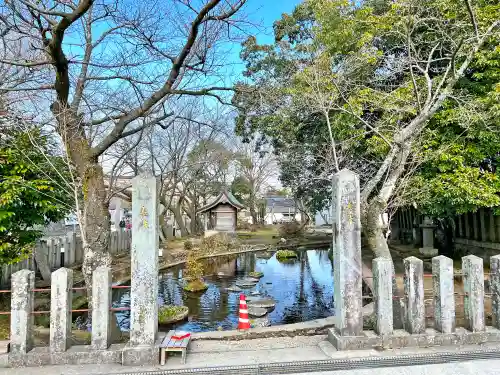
[{"xmin": 112, "ymin": 249, "xmax": 334, "ymax": 332}]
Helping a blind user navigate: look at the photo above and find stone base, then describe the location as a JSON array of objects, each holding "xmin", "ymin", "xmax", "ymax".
[
  {"xmin": 8, "ymin": 344, "xmax": 124, "ymax": 367},
  {"xmin": 419, "ymin": 247, "xmax": 438, "ymax": 257},
  {"xmin": 328, "ymin": 326, "xmax": 500, "ymax": 351},
  {"xmin": 121, "ymin": 344, "xmax": 158, "ymax": 366},
  {"xmin": 9, "ymin": 334, "xmax": 166, "ymax": 367}
]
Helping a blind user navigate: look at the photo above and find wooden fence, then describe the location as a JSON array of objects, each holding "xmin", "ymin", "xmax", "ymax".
[{"xmin": 0, "ymin": 230, "xmax": 132, "ymax": 286}]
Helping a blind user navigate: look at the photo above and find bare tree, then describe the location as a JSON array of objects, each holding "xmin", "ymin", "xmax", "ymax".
[
  {"xmin": 0, "ymin": 0, "xmax": 247, "ymax": 293},
  {"xmin": 234, "ymin": 138, "xmax": 276, "ymax": 224}
]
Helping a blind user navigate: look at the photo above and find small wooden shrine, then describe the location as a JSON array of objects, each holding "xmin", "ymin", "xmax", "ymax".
[{"xmin": 198, "ymin": 190, "xmax": 245, "ymax": 233}]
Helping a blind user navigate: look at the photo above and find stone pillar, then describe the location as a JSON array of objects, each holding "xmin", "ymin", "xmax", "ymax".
[
  {"xmin": 491, "ymin": 255, "xmax": 500, "ymax": 329},
  {"xmin": 419, "ymin": 217, "xmax": 438, "ymax": 257},
  {"xmin": 332, "ymin": 169, "xmax": 362, "ymax": 336},
  {"xmin": 432, "ymin": 256, "xmax": 455, "ymax": 333},
  {"xmin": 91, "ymin": 266, "xmax": 112, "ymax": 350},
  {"xmin": 10, "ymin": 270, "xmax": 34, "ymax": 354},
  {"xmin": 403, "ymin": 256, "xmax": 425, "ymax": 334},
  {"xmin": 462, "ymin": 255, "xmax": 485, "ymax": 332},
  {"xmin": 50, "ymin": 268, "xmax": 73, "ymax": 352},
  {"xmin": 129, "ymin": 174, "xmax": 159, "ymax": 346},
  {"xmin": 373, "ymin": 258, "xmax": 393, "ymax": 335}
]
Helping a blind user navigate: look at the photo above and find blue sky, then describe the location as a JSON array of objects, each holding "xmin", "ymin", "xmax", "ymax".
[
  {"xmin": 222, "ymin": 0, "xmax": 303, "ymax": 84},
  {"xmin": 245, "ymin": 0, "xmax": 303, "ymax": 44}
]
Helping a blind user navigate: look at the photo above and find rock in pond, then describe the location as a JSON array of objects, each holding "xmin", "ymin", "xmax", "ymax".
[
  {"xmin": 246, "ymin": 297, "xmax": 276, "ymax": 309},
  {"xmin": 248, "ymin": 306, "xmax": 268, "ymax": 317},
  {"xmin": 226, "ymin": 285, "xmax": 242, "ymax": 292},
  {"xmin": 248, "ymin": 271, "xmax": 264, "ymax": 278},
  {"xmin": 251, "ymin": 317, "xmax": 270, "ymax": 328},
  {"xmin": 235, "ymin": 278, "xmax": 260, "ymax": 288},
  {"xmin": 158, "ymin": 305, "xmax": 189, "ymax": 325},
  {"xmin": 250, "ymin": 290, "xmax": 260, "ymax": 296}
]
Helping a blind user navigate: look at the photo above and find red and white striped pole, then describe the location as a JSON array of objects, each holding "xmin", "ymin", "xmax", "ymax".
[{"xmin": 238, "ymin": 294, "xmax": 251, "ymax": 330}]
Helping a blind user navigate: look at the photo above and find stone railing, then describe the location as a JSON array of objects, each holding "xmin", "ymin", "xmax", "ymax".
[
  {"xmin": 9, "ymin": 175, "xmax": 162, "ymax": 368},
  {"xmin": 329, "ymin": 168, "xmax": 500, "ymax": 351},
  {"xmin": 329, "ymin": 253, "xmax": 500, "ymax": 350}
]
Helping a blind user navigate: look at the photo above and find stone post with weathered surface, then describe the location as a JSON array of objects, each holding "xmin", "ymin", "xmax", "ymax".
[
  {"xmin": 492, "ymin": 255, "xmax": 500, "ymax": 329},
  {"xmin": 332, "ymin": 169, "xmax": 362, "ymax": 337},
  {"xmin": 432, "ymin": 255, "xmax": 455, "ymax": 333},
  {"xmin": 10, "ymin": 270, "xmax": 34, "ymax": 354},
  {"xmin": 373, "ymin": 257, "xmax": 393, "ymax": 335},
  {"xmin": 403, "ymin": 256, "xmax": 425, "ymax": 334},
  {"xmin": 91, "ymin": 266, "xmax": 112, "ymax": 350},
  {"xmin": 462, "ymin": 255, "xmax": 485, "ymax": 332},
  {"xmin": 50, "ymin": 268, "xmax": 73, "ymax": 352},
  {"xmin": 129, "ymin": 174, "xmax": 159, "ymax": 346}
]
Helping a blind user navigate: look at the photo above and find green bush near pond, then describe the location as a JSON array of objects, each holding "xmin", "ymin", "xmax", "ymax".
[
  {"xmin": 276, "ymin": 250, "xmax": 298, "ymax": 260},
  {"xmin": 183, "ymin": 279, "xmax": 208, "ymax": 293},
  {"xmin": 158, "ymin": 305, "xmax": 189, "ymax": 325}
]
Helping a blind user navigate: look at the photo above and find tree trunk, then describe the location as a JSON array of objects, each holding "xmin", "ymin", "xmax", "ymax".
[
  {"xmin": 81, "ymin": 163, "xmax": 112, "ymax": 303},
  {"xmin": 172, "ymin": 204, "xmax": 188, "ymax": 236},
  {"xmin": 159, "ymin": 212, "xmax": 168, "ymax": 242},
  {"xmin": 52, "ymin": 105, "xmax": 112, "ymax": 305}
]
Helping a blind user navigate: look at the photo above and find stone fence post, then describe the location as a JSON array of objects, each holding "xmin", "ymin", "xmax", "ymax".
[
  {"xmin": 332, "ymin": 169, "xmax": 362, "ymax": 337},
  {"xmin": 50, "ymin": 268, "xmax": 73, "ymax": 352},
  {"xmin": 462, "ymin": 255, "xmax": 485, "ymax": 332},
  {"xmin": 10, "ymin": 270, "xmax": 34, "ymax": 354},
  {"xmin": 373, "ymin": 257, "xmax": 393, "ymax": 335},
  {"xmin": 432, "ymin": 255, "xmax": 455, "ymax": 333},
  {"xmin": 91, "ymin": 266, "xmax": 112, "ymax": 350},
  {"xmin": 492, "ymin": 255, "xmax": 500, "ymax": 329},
  {"xmin": 403, "ymin": 256, "xmax": 425, "ymax": 334},
  {"xmin": 123, "ymin": 174, "xmax": 160, "ymax": 365}
]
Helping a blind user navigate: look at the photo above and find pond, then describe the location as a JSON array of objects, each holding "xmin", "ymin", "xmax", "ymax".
[{"xmin": 112, "ymin": 249, "xmax": 335, "ymax": 332}]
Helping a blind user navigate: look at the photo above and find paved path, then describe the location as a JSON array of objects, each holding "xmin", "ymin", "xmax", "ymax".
[
  {"xmin": 0, "ymin": 336, "xmax": 499, "ymax": 375},
  {"xmin": 294, "ymin": 359, "xmax": 500, "ymax": 375}
]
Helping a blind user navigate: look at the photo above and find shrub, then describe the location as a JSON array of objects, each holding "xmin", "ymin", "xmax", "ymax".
[
  {"xmin": 278, "ymin": 221, "xmax": 304, "ymax": 237},
  {"xmin": 276, "ymin": 249, "xmax": 298, "ymax": 260},
  {"xmin": 200, "ymin": 233, "xmax": 235, "ymax": 254},
  {"xmin": 184, "ymin": 240, "xmax": 193, "ymax": 250},
  {"xmin": 183, "ymin": 252, "xmax": 204, "ymax": 281},
  {"xmin": 236, "ymin": 221, "xmax": 252, "ymax": 231},
  {"xmin": 183, "ymin": 279, "xmax": 208, "ymax": 292}
]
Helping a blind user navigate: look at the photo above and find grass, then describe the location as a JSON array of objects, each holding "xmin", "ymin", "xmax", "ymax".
[
  {"xmin": 158, "ymin": 305, "xmax": 189, "ymax": 325},
  {"xmin": 276, "ymin": 250, "xmax": 298, "ymax": 260},
  {"xmin": 237, "ymin": 226, "xmax": 278, "ymax": 243}
]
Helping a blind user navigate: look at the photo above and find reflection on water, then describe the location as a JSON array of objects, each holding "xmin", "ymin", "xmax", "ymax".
[{"xmin": 113, "ymin": 249, "xmax": 334, "ymax": 332}]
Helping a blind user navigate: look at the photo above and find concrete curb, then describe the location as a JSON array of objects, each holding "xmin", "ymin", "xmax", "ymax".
[
  {"xmin": 191, "ymin": 317, "xmax": 337, "ymax": 341},
  {"xmin": 103, "ymin": 346, "xmax": 500, "ymax": 375}
]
